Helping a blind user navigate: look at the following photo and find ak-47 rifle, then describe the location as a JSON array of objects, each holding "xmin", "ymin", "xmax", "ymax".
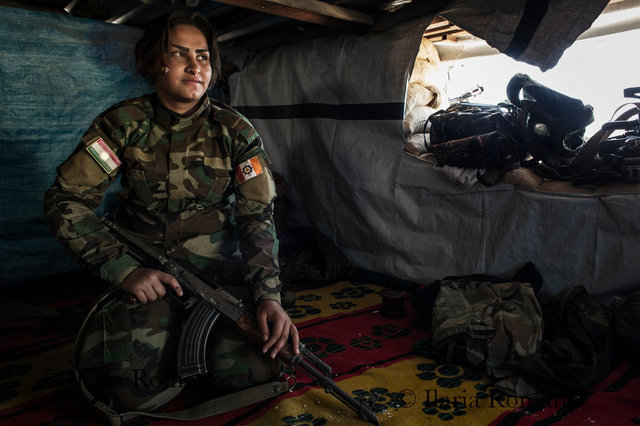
[
  {"xmin": 448, "ymin": 84, "xmax": 484, "ymax": 104},
  {"xmin": 572, "ymin": 87, "xmax": 640, "ymax": 185},
  {"xmin": 100, "ymin": 217, "xmax": 380, "ymax": 425}
]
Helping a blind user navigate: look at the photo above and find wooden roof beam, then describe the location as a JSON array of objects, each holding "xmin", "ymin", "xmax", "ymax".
[
  {"xmin": 424, "ymin": 24, "xmax": 462, "ymax": 39},
  {"xmin": 210, "ymin": 0, "xmax": 375, "ymax": 32}
]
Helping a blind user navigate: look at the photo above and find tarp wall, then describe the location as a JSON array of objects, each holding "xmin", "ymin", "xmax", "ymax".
[
  {"xmin": 0, "ymin": 7, "xmax": 147, "ymax": 283},
  {"xmin": 227, "ymin": 18, "xmax": 427, "ymax": 276},
  {"xmin": 228, "ymin": 16, "xmax": 640, "ymax": 296}
]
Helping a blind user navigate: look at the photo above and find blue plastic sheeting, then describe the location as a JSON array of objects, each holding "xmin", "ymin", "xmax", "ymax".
[{"xmin": 0, "ymin": 6, "xmax": 148, "ymax": 284}]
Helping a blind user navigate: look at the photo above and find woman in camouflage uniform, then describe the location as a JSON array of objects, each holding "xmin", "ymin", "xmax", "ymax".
[{"xmin": 43, "ymin": 10, "xmax": 298, "ymax": 413}]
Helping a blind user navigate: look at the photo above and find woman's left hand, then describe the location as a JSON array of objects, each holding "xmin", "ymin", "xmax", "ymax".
[{"xmin": 256, "ymin": 299, "xmax": 300, "ymax": 359}]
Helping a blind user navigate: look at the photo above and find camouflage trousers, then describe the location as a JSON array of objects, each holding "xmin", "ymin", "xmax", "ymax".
[{"xmin": 76, "ymin": 288, "xmax": 282, "ymax": 413}]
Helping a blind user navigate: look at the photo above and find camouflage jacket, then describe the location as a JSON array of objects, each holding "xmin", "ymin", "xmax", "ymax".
[{"xmin": 43, "ymin": 94, "xmax": 281, "ymax": 304}]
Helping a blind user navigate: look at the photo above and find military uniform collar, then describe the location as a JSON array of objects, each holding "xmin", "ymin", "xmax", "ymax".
[{"xmin": 153, "ymin": 95, "xmax": 210, "ymax": 131}]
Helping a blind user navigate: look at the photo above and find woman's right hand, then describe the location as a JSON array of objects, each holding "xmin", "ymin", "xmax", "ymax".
[{"xmin": 120, "ymin": 267, "xmax": 183, "ymax": 304}]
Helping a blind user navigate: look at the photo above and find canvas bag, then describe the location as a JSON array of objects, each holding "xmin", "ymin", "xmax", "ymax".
[
  {"xmin": 431, "ymin": 277, "xmax": 543, "ymax": 382},
  {"xmin": 431, "ymin": 131, "xmax": 520, "ymax": 186},
  {"xmin": 509, "ymin": 286, "xmax": 616, "ymax": 395},
  {"xmin": 426, "ymin": 102, "xmax": 526, "ymax": 150},
  {"xmin": 425, "ymin": 103, "xmax": 527, "ymax": 186}
]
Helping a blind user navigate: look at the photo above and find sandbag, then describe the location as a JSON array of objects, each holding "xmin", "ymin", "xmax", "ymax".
[
  {"xmin": 405, "ymin": 82, "xmax": 438, "ymax": 112},
  {"xmin": 403, "ymin": 105, "xmax": 439, "ymax": 136}
]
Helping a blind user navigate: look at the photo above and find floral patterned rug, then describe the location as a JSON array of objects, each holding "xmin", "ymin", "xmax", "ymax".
[{"xmin": 1, "ymin": 280, "xmax": 639, "ymax": 425}]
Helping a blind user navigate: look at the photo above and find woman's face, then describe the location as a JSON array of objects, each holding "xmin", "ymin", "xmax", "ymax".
[{"xmin": 155, "ymin": 24, "xmax": 212, "ymax": 114}]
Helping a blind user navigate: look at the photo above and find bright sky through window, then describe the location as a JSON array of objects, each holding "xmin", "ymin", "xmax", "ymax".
[{"xmin": 440, "ymin": 21, "xmax": 640, "ymax": 137}]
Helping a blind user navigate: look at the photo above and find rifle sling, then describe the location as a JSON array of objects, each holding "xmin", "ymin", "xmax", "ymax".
[
  {"xmin": 559, "ymin": 103, "xmax": 640, "ymax": 177},
  {"xmin": 93, "ymin": 380, "xmax": 290, "ymax": 425}
]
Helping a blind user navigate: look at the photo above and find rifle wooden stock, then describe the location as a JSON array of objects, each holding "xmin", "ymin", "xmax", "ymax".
[{"xmin": 235, "ymin": 312, "xmax": 297, "ymax": 363}]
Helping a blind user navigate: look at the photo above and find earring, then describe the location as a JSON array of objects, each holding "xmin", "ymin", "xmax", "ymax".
[{"xmin": 160, "ymin": 65, "xmax": 169, "ymax": 74}]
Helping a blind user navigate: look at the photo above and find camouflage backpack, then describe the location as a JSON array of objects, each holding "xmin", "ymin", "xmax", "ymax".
[{"xmin": 431, "ymin": 276, "xmax": 543, "ymax": 394}]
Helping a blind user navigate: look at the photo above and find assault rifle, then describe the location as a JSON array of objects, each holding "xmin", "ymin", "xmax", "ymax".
[
  {"xmin": 571, "ymin": 153, "xmax": 640, "ymax": 185},
  {"xmin": 448, "ymin": 84, "xmax": 484, "ymax": 104},
  {"xmin": 100, "ymin": 217, "xmax": 380, "ymax": 425},
  {"xmin": 572, "ymin": 87, "xmax": 640, "ymax": 185}
]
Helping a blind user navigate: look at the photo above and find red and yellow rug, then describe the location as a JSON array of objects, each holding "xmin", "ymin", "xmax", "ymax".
[{"xmin": 1, "ymin": 280, "xmax": 639, "ymax": 425}]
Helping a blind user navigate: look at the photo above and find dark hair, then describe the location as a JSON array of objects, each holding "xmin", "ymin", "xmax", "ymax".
[{"xmin": 135, "ymin": 10, "xmax": 221, "ymax": 88}]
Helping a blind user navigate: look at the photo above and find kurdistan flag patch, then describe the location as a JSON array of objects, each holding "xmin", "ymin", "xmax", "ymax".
[{"xmin": 86, "ymin": 137, "xmax": 121, "ymax": 173}]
